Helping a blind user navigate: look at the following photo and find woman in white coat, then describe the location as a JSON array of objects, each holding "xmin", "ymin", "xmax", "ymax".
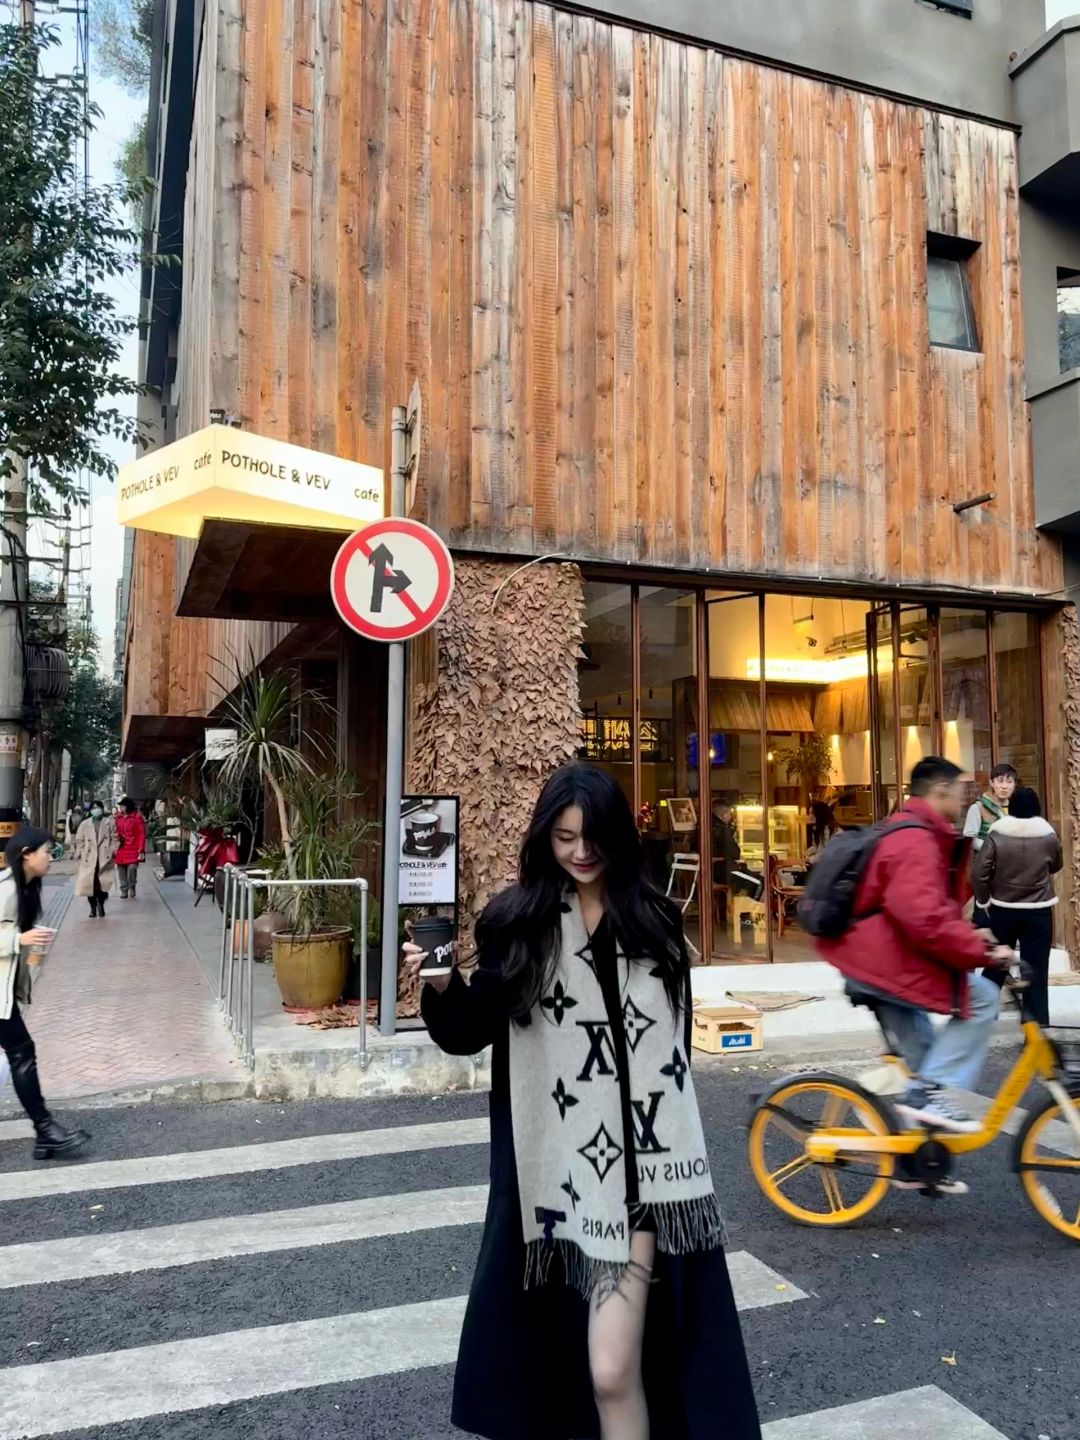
[
  {"xmin": 1, "ymin": 826, "xmax": 90, "ymax": 1159},
  {"xmin": 74, "ymin": 799, "xmax": 119, "ymax": 918}
]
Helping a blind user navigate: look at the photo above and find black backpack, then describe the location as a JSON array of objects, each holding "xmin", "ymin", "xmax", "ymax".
[{"xmin": 796, "ymin": 820, "xmax": 927, "ymax": 939}]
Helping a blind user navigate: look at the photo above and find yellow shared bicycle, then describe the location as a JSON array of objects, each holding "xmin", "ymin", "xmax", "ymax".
[{"xmin": 747, "ymin": 971, "xmax": 1080, "ymax": 1240}]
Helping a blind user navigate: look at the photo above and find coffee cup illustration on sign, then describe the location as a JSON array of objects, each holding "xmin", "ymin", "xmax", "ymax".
[
  {"xmin": 406, "ymin": 810, "xmax": 441, "ymax": 855},
  {"xmin": 411, "ymin": 916, "xmax": 456, "ymax": 978}
]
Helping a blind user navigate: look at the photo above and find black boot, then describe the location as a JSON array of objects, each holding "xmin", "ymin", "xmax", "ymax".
[
  {"xmin": 88, "ymin": 898, "xmax": 98, "ymax": 918},
  {"xmin": 8, "ymin": 1041, "xmax": 90, "ymax": 1161}
]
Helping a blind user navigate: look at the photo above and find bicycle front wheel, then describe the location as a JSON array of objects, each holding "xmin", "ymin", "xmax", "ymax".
[
  {"xmin": 748, "ymin": 1073, "xmax": 896, "ymax": 1227},
  {"xmin": 1015, "ymin": 1086, "xmax": 1080, "ymax": 1242}
]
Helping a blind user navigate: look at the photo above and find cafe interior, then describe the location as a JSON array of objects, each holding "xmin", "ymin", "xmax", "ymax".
[{"xmin": 578, "ymin": 583, "xmax": 1044, "ymax": 963}]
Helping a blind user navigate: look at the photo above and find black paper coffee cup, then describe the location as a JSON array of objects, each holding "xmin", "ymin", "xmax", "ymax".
[
  {"xmin": 406, "ymin": 809, "xmax": 441, "ymax": 854},
  {"xmin": 412, "ymin": 916, "xmax": 456, "ymax": 978}
]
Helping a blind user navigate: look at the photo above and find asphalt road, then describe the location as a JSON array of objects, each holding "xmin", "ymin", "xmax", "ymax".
[{"xmin": 0, "ymin": 1051, "xmax": 1077, "ymax": 1440}]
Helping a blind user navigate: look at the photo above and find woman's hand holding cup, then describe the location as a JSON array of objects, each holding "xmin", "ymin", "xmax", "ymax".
[
  {"xmin": 403, "ymin": 938, "xmax": 453, "ymax": 992},
  {"xmin": 20, "ymin": 927, "xmax": 55, "ymax": 965}
]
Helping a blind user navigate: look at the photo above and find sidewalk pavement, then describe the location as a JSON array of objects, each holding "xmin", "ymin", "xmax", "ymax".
[
  {"xmin": 0, "ymin": 867, "xmax": 246, "ymax": 1114},
  {"xmin": 5, "ymin": 863, "xmax": 1078, "ymax": 1109}
]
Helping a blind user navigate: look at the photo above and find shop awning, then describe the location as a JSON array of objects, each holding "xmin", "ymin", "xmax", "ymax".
[
  {"xmin": 121, "ymin": 713, "xmax": 207, "ymax": 766},
  {"xmin": 176, "ymin": 519, "xmax": 345, "ymax": 622},
  {"xmin": 117, "ymin": 425, "xmax": 384, "ymax": 539}
]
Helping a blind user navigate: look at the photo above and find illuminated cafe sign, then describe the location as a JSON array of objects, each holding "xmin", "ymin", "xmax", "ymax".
[
  {"xmin": 581, "ymin": 717, "xmax": 671, "ymax": 763},
  {"xmin": 116, "ymin": 425, "xmax": 385, "ymax": 538}
]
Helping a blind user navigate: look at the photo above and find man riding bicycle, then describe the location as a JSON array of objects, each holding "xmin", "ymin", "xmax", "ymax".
[{"xmin": 818, "ymin": 757, "xmax": 1013, "ymax": 1135}]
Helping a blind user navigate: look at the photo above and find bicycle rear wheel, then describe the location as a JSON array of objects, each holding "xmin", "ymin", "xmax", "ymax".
[
  {"xmin": 1015, "ymin": 1087, "xmax": 1080, "ymax": 1242},
  {"xmin": 748, "ymin": 1073, "xmax": 895, "ymax": 1226}
]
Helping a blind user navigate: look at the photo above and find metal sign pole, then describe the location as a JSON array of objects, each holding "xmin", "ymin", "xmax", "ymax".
[{"xmin": 379, "ymin": 406, "xmax": 409, "ymax": 1036}]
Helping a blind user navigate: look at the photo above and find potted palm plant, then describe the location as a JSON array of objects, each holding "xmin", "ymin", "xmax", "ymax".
[
  {"xmin": 261, "ymin": 768, "xmax": 378, "ymax": 1011},
  {"xmin": 784, "ymin": 733, "xmax": 835, "ymax": 808}
]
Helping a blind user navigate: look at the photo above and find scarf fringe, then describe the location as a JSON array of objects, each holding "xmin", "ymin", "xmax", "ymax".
[
  {"xmin": 650, "ymin": 1192, "xmax": 728, "ymax": 1255},
  {"xmin": 523, "ymin": 1194, "xmax": 728, "ymax": 1299}
]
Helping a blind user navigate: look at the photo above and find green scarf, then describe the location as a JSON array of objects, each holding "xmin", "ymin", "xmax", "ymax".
[{"xmin": 977, "ymin": 793, "xmax": 1006, "ymax": 839}]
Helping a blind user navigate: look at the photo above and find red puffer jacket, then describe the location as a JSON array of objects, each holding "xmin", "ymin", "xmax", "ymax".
[
  {"xmin": 114, "ymin": 811, "xmax": 146, "ymax": 865},
  {"xmin": 817, "ymin": 797, "xmax": 986, "ymax": 1018}
]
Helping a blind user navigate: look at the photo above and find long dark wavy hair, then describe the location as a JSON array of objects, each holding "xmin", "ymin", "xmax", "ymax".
[
  {"xmin": 477, "ymin": 764, "xmax": 686, "ymax": 1021},
  {"xmin": 3, "ymin": 826, "xmax": 50, "ymax": 934}
]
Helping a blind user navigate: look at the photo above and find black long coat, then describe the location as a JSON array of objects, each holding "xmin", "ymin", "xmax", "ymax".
[{"xmin": 421, "ymin": 938, "xmax": 762, "ymax": 1440}]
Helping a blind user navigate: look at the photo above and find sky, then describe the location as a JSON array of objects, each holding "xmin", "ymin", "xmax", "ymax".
[
  {"xmin": 86, "ymin": 63, "xmax": 142, "ymax": 667},
  {"xmin": 74, "ymin": 0, "xmax": 1075, "ymax": 665}
]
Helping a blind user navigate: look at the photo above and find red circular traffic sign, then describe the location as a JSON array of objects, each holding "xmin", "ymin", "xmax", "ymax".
[{"xmin": 330, "ymin": 517, "xmax": 455, "ymax": 642}]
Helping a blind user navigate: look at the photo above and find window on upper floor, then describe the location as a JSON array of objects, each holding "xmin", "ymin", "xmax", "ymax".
[
  {"xmin": 918, "ymin": 0, "xmax": 973, "ymax": 15},
  {"xmin": 1058, "ymin": 268, "xmax": 1080, "ymax": 373},
  {"xmin": 926, "ymin": 235, "xmax": 980, "ymax": 352}
]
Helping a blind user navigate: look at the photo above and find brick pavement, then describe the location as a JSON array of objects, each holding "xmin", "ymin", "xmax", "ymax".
[{"xmin": 2, "ymin": 868, "xmax": 245, "ymax": 1104}]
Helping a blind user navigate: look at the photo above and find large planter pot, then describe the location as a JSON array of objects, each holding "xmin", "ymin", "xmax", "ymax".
[
  {"xmin": 232, "ymin": 911, "xmax": 288, "ymax": 961},
  {"xmin": 271, "ymin": 927, "xmax": 351, "ymax": 1010}
]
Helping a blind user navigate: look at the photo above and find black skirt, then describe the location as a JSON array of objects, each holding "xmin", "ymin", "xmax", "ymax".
[{"xmin": 422, "ymin": 965, "xmax": 762, "ymax": 1440}]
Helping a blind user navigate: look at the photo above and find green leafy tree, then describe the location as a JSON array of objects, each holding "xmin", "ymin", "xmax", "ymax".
[
  {"xmin": 0, "ymin": 22, "xmax": 149, "ymax": 507},
  {"xmin": 52, "ymin": 651, "xmax": 121, "ymax": 797},
  {"xmin": 92, "ymin": 0, "xmax": 154, "ymax": 93},
  {"xmin": 92, "ymin": 0, "xmax": 154, "ymax": 200}
]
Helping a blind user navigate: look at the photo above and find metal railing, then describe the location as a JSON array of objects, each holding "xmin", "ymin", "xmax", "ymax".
[{"xmin": 217, "ymin": 866, "xmax": 372, "ymax": 1071}]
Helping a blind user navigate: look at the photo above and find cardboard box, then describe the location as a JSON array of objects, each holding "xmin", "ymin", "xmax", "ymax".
[{"xmin": 691, "ymin": 1003, "xmax": 764, "ymax": 1055}]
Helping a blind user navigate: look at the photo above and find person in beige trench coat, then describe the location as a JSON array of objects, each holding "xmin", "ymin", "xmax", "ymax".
[{"xmin": 74, "ymin": 802, "xmax": 119, "ymax": 918}]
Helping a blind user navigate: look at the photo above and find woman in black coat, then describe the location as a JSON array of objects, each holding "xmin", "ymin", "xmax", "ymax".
[{"xmin": 405, "ymin": 764, "xmax": 761, "ymax": 1440}]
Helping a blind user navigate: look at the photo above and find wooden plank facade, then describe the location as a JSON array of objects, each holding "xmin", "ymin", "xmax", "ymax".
[{"xmin": 166, "ymin": 0, "xmax": 1057, "ymax": 597}]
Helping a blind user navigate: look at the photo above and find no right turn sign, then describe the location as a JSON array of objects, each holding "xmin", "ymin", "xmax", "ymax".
[{"xmin": 330, "ymin": 518, "xmax": 455, "ymax": 643}]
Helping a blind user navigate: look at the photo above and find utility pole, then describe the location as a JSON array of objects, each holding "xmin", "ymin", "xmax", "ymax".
[{"xmin": 0, "ymin": 0, "xmax": 34, "ymax": 841}]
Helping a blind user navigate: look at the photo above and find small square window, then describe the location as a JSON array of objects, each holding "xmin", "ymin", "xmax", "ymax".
[
  {"xmin": 1058, "ymin": 268, "xmax": 1080, "ymax": 373},
  {"xmin": 926, "ymin": 236, "xmax": 979, "ymax": 352}
]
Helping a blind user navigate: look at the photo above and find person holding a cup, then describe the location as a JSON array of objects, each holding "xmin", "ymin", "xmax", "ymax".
[
  {"xmin": 404, "ymin": 763, "xmax": 760, "ymax": 1440},
  {"xmin": 0, "ymin": 826, "xmax": 90, "ymax": 1160}
]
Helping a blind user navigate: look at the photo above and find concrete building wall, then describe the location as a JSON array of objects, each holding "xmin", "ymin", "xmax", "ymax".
[{"xmin": 585, "ymin": 0, "xmax": 1045, "ymax": 123}]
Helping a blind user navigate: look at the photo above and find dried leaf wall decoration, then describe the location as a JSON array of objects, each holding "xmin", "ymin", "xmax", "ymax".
[{"xmin": 409, "ymin": 559, "xmax": 585, "ymax": 949}]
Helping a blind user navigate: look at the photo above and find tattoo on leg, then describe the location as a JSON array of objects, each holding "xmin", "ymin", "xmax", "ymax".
[{"xmin": 592, "ymin": 1256, "xmax": 656, "ymax": 1309}]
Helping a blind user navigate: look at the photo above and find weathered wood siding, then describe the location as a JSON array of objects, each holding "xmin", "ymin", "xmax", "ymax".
[
  {"xmin": 154, "ymin": 0, "xmax": 289, "ymax": 726},
  {"xmin": 179, "ymin": 0, "xmax": 1058, "ymax": 596}
]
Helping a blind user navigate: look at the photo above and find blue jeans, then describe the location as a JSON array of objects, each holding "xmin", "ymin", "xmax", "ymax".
[{"xmin": 866, "ymin": 975, "xmax": 1001, "ymax": 1092}]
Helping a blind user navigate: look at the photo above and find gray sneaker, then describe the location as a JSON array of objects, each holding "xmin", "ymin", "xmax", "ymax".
[{"xmin": 896, "ymin": 1086, "xmax": 981, "ymax": 1135}]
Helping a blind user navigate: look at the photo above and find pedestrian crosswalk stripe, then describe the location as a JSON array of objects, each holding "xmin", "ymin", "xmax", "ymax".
[
  {"xmin": 0, "ymin": 1296, "xmax": 468, "ymax": 1440},
  {"xmin": 0, "ymin": 1184, "xmax": 491, "ymax": 1289},
  {"xmin": 0, "ymin": 1117, "xmax": 489, "ymax": 1204},
  {"xmin": 954, "ymin": 1087, "xmax": 1079, "ymax": 1156},
  {"xmin": 0, "ymin": 1118, "xmax": 32, "ymax": 1144},
  {"xmin": 0, "ymin": 1165, "xmax": 807, "ymax": 1307},
  {"xmin": 0, "ymin": 1321, "xmax": 1004, "ymax": 1440},
  {"xmin": 726, "ymin": 1251, "xmax": 808, "ymax": 1309},
  {"xmin": 760, "ymin": 1385, "xmax": 1008, "ymax": 1439},
  {"xmin": 0, "ymin": 1255, "xmax": 806, "ymax": 1440}
]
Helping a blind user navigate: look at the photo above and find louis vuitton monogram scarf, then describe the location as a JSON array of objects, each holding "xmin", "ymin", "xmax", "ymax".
[{"xmin": 508, "ymin": 892, "xmax": 725, "ymax": 1296}]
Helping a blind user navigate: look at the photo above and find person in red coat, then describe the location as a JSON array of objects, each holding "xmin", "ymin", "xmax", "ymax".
[
  {"xmin": 818, "ymin": 756, "xmax": 1012, "ymax": 1135},
  {"xmin": 114, "ymin": 799, "xmax": 146, "ymax": 901}
]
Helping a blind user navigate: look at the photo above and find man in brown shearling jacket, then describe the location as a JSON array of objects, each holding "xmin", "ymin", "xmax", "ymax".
[{"xmin": 972, "ymin": 786, "xmax": 1063, "ymax": 1027}]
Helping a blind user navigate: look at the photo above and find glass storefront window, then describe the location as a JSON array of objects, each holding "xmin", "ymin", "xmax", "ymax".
[
  {"xmin": 939, "ymin": 609, "xmax": 992, "ymax": 808},
  {"xmin": 993, "ymin": 612, "xmax": 1045, "ymax": 795},
  {"xmin": 639, "ymin": 588, "xmax": 699, "ymax": 937},
  {"xmin": 869, "ymin": 608, "xmax": 898, "ymax": 818},
  {"xmin": 577, "ymin": 582, "xmax": 1047, "ymax": 966},
  {"xmin": 896, "ymin": 607, "xmax": 932, "ymax": 793},
  {"xmin": 763, "ymin": 596, "xmax": 872, "ymax": 961},
  {"xmin": 705, "ymin": 593, "xmax": 765, "ymax": 960},
  {"xmin": 579, "ymin": 583, "xmax": 634, "ymax": 809}
]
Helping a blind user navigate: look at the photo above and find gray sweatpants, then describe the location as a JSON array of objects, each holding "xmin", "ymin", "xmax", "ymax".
[{"xmin": 117, "ymin": 863, "xmax": 139, "ymax": 897}]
